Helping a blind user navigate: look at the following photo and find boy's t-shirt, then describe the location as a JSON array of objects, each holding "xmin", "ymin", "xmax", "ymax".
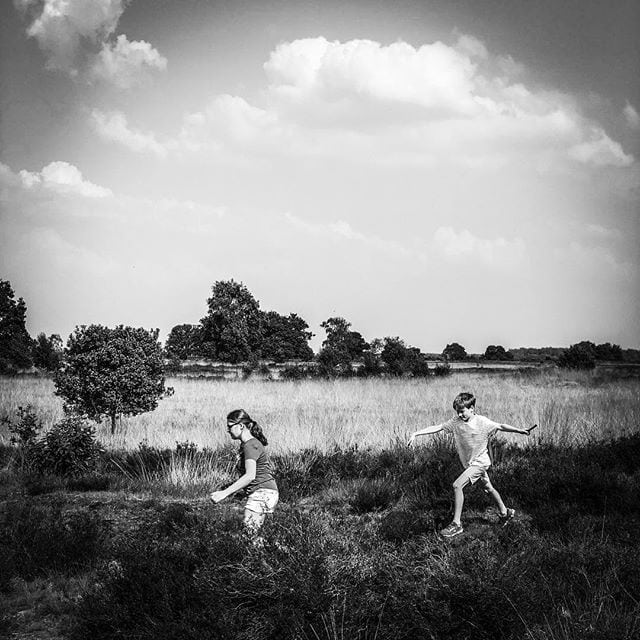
[
  {"xmin": 238, "ymin": 438, "xmax": 278, "ymax": 495},
  {"xmin": 440, "ymin": 414, "xmax": 500, "ymax": 468}
]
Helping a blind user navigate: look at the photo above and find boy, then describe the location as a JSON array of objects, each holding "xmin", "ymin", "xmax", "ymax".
[{"xmin": 408, "ymin": 392, "xmax": 536, "ymax": 538}]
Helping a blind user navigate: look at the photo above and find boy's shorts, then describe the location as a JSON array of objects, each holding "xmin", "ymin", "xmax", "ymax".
[
  {"xmin": 453, "ymin": 465, "xmax": 493, "ymax": 490},
  {"xmin": 245, "ymin": 488, "xmax": 279, "ymax": 515}
]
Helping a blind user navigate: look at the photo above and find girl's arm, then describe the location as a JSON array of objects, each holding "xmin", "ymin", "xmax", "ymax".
[
  {"xmin": 210, "ymin": 459, "xmax": 257, "ymax": 503},
  {"xmin": 497, "ymin": 423, "xmax": 537, "ymax": 436},
  {"xmin": 408, "ymin": 424, "xmax": 445, "ymax": 446}
]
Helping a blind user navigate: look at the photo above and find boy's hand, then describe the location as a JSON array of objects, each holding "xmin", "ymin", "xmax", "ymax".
[
  {"xmin": 210, "ymin": 491, "xmax": 227, "ymax": 503},
  {"xmin": 526, "ymin": 424, "xmax": 538, "ymax": 435}
]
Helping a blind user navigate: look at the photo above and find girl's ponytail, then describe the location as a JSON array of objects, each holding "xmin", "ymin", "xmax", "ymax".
[{"xmin": 249, "ymin": 420, "xmax": 268, "ymax": 446}]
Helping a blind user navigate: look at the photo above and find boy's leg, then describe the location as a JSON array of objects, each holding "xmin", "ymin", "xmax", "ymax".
[
  {"xmin": 480, "ymin": 473, "xmax": 511, "ymax": 518},
  {"xmin": 451, "ymin": 467, "xmax": 480, "ymax": 524},
  {"xmin": 441, "ymin": 468, "xmax": 477, "ymax": 537}
]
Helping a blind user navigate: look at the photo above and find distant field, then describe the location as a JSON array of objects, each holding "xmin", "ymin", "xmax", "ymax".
[{"xmin": 1, "ymin": 369, "xmax": 639, "ymax": 451}]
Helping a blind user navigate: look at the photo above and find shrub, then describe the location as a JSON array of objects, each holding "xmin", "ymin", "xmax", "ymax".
[
  {"xmin": 279, "ymin": 364, "xmax": 306, "ymax": 380},
  {"xmin": 349, "ymin": 477, "xmax": 400, "ymax": 513},
  {"xmin": 32, "ymin": 413, "xmax": 103, "ymax": 477},
  {"xmin": 433, "ymin": 362, "xmax": 451, "ymax": 376},
  {"xmin": 4, "ymin": 407, "xmax": 103, "ymax": 478},
  {"xmin": 558, "ymin": 341, "xmax": 597, "ymax": 369},
  {"xmin": 0, "ymin": 501, "xmax": 109, "ymax": 590}
]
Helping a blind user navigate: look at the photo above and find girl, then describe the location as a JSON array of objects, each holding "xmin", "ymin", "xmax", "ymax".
[{"xmin": 210, "ymin": 409, "xmax": 279, "ymax": 535}]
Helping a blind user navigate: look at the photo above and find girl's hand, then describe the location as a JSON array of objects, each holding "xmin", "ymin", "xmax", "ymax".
[
  {"xmin": 210, "ymin": 491, "xmax": 227, "ymax": 503},
  {"xmin": 407, "ymin": 434, "xmax": 416, "ymax": 447}
]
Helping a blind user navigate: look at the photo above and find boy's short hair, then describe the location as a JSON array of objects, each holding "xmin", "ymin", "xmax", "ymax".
[{"xmin": 453, "ymin": 392, "xmax": 476, "ymax": 411}]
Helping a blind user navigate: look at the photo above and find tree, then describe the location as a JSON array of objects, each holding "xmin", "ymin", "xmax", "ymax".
[
  {"xmin": 165, "ymin": 324, "xmax": 202, "ymax": 360},
  {"xmin": 32, "ymin": 333, "xmax": 63, "ymax": 371},
  {"xmin": 442, "ymin": 342, "xmax": 467, "ymax": 361},
  {"xmin": 483, "ymin": 345, "xmax": 513, "ymax": 361},
  {"xmin": 316, "ymin": 317, "xmax": 368, "ymax": 376},
  {"xmin": 557, "ymin": 341, "xmax": 596, "ymax": 370},
  {"xmin": 0, "ymin": 279, "xmax": 33, "ymax": 372},
  {"xmin": 54, "ymin": 325, "xmax": 172, "ymax": 434},
  {"xmin": 361, "ymin": 338, "xmax": 383, "ymax": 376},
  {"xmin": 380, "ymin": 337, "xmax": 429, "ymax": 377},
  {"xmin": 199, "ymin": 280, "xmax": 263, "ymax": 363},
  {"xmin": 381, "ymin": 337, "xmax": 410, "ymax": 376},
  {"xmin": 261, "ymin": 311, "xmax": 314, "ymax": 362},
  {"xmin": 594, "ymin": 342, "xmax": 623, "ymax": 362}
]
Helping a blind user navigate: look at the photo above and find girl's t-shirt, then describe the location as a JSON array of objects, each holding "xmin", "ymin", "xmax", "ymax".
[{"xmin": 238, "ymin": 438, "xmax": 278, "ymax": 495}]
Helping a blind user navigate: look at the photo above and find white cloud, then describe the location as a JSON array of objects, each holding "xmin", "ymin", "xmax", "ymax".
[
  {"xmin": 198, "ymin": 37, "xmax": 632, "ymax": 169},
  {"xmin": 15, "ymin": 0, "xmax": 166, "ymax": 88},
  {"xmin": 433, "ymin": 227, "xmax": 525, "ymax": 267},
  {"xmin": 284, "ymin": 212, "xmax": 420, "ymax": 262},
  {"xmin": 29, "ymin": 227, "xmax": 117, "ymax": 277},
  {"xmin": 623, "ymin": 102, "xmax": 640, "ymax": 130},
  {"xmin": 557, "ymin": 242, "xmax": 636, "ymax": 281},
  {"xmin": 585, "ymin": 224, "xmax": 621, "ymax": 240},
  {"xmin": 16, "ymin": 0, "xmax": 124, "ymax": 73},
  {"xmin": 89, "ymin": 34, "xmax": 167, "ymax": 89},
  {"xmin": 568, "ymin": 128, "xmax": 633, "ymax": 167},
  {"xmin": 90, "ymin": 110, "xmax": 171, "ymax": 157},
  {"xmin": 92, "ymin": 34, "xmax": 632, "ymax": 171},
  {"xmin": 264, "ymin": 37, "xmax": 480, "ymax": 125},
  {"xmin": 17, "ymin": 161, "xmax": 112, "ymax": 198},
  {"xmin": 454, "ymin": 33, "xmax": 488, "ymax": 60}
]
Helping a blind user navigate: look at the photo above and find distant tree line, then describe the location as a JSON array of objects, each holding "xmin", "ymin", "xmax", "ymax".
[{"xmin": 1, "ymin": 277, "xmax": 639, "ymax": 380}]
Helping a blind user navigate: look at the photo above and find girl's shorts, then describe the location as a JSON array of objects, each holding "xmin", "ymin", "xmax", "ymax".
[{"xmin": 245, "ymin": 488, "xmax": 279, "ymax": 515}]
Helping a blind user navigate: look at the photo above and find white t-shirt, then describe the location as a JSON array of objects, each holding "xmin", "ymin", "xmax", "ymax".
[{"xmin": 440, "ymin": 414, "xmax": 500, "ymax": 468}]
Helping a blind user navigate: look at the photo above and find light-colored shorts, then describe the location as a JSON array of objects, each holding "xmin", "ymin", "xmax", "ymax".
[
  {"xmin": 245, "ymin": 488, "xmax": 279, "ymax": 515},
  {"xmin": 453, "ymin": 465, "xmax": 493, "ymax": 490}
]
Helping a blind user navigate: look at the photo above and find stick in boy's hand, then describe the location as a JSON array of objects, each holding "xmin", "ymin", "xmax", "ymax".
[{"xmin": 526, "ymin": 424, "xmax": 538, "ymax": 435}]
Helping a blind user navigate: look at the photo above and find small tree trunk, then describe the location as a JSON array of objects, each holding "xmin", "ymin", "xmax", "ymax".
[{"xmin": 110, "ymin": 411, "xmax": 117, "ymax": 434}]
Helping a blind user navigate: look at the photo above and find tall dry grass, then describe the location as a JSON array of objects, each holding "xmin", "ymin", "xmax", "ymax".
[{"xmin": 1, "ymin": 370, "xmax": 638, "ymax": 453}]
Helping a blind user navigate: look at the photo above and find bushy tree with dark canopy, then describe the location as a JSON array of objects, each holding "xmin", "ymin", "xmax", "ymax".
[
  {"xmin": 442, "ymin": 342, "xmax": 467, "ymax": 361},
  {"xmin": 55, "ymin": 325, "xmax": 172, "ymax": 434},
  {"xmin": 165, "ymin": 324, "xmax": 202, "ymax": 360},
  {"xmin": 261, "ymin": 311, "xmax": 314, "ymax": 362},
  {"xmin": 594, "ymin": 342, "xmax": 623, "ymax": 361},
  {"xmin": 316, "ymin": 317, "xmax": 368, "ymax": 376},
  {"xmin": 199, "ymin": 280, "xmax": 263, "ymax": 363},
  {"xmin": 483, "ymin": 345, "xmax": 513, "ymax": 361},
  {"xmin": 32, "ymin": 333, "xmax": 63, "ymax": 371},
  {"xmin": 0, "ymin": 279, "xmax": 33, "ymax": 372},
  {"xmin": 557, "ymin": 341, "xmax": 596, "ymax": 370}
]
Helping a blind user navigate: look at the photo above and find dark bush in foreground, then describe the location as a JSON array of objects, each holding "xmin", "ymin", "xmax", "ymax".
[
  {"xmin": 0, "ymin": 501, "xmax": 109, "ymax": 591},
  {"xmin": 70, "ymin": 501, "xmax": 640, "ymax": 640}
]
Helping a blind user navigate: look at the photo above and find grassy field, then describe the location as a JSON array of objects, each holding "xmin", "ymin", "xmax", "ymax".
[
  {"xmin": 1, "ymin": 369, "xmax": 639, "ymax": 451},
  {"xmin": 1, "ymin": 370, "xmax": 639, "ymax": 639}
]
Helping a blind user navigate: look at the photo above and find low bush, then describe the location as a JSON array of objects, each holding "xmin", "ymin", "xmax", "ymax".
[
  {"xmin": 0, "ymin": 501, "xmax": 109, "ymax": 591},
  {"xmin": 3, "ymin": 406, "xmax": 103, "ymax": 478}
]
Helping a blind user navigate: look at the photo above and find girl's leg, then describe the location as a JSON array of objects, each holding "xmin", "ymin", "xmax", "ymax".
[{"xmin": 243, "ymin": 508, "xmax": 266, "ymax": 535}]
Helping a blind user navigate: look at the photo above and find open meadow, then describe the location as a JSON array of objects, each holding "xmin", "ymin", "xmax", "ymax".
[{"xmin": 1, "ymin": 370, "xmax": 640, "ymax": 639}]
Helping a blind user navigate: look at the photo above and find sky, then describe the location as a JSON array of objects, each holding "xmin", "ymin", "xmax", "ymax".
[{"xmin": 1, "ymin": 0, "xmax": 639, "ymax": 353}]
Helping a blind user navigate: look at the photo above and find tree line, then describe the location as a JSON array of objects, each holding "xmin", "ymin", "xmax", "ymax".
[{"xmin": 1, "ymin": 277, "xmax": 637, "ymax": 380}]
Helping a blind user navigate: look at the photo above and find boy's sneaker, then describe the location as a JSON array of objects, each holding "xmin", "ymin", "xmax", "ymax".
[
  {"xmin": 440, "ymin": 522, "xmax": 463, "ymax": 538},
  {"xmin": 499, "ymin": 508, "xmax": 515, "ymax": 527}
]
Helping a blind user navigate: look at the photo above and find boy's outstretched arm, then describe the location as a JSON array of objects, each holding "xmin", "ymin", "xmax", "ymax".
[
  {"xmin": 407, "ymin": 424, "xmax": 444, "ymax": 446},
  {"xmin": 497, "ymin": 423, "xmax": 537, "ymax": 436}
]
